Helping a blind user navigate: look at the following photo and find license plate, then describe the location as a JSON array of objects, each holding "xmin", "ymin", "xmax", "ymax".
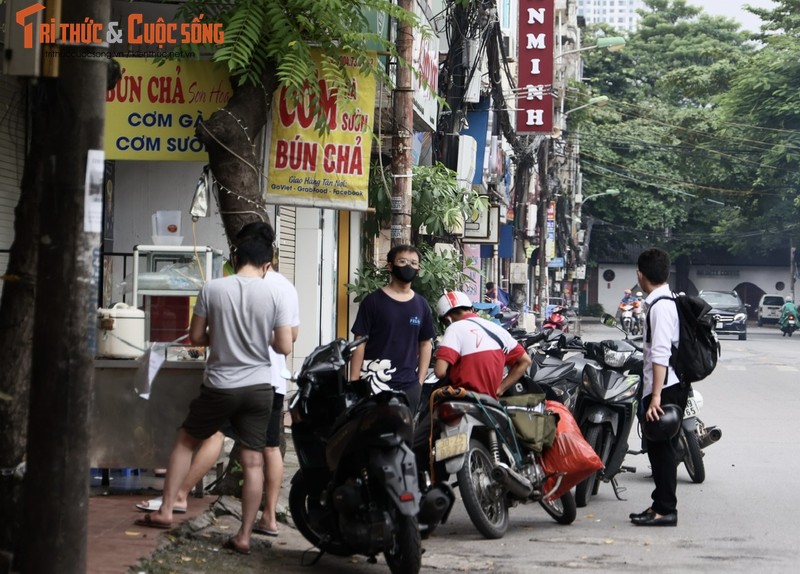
[
  {"xmin": 716, "ymin": 322, "xmax": 723, "ymax": 329},
  {"xmin": 434, "ymin": 433, "xmax": 468, "ymax": 461},
  {"xmin": 684, "ymin": 397, "xmax": 698, "ymax": 418}
]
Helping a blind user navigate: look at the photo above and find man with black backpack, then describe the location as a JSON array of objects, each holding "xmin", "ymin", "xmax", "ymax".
[{"xmin": 630, "ymin": 247, "xmax": 690, "ymax": 527}]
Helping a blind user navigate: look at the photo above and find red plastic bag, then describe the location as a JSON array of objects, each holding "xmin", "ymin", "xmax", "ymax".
[{"xmin": 541, "ymin": 400, "xmax": 604, "ymax": 501}]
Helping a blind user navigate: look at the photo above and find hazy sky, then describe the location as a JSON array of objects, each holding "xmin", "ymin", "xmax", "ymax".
[{"xmin": 689, "ymin": 0, "xmax": 776, "ymax": 32}]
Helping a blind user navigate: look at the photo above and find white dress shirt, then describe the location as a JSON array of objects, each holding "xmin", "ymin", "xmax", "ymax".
[{"xmin": 642, "ymin": 284, "xmax": 681, "ymax": 398}]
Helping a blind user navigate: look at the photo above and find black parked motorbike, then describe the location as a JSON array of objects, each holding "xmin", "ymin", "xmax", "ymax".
[
  {"xmin": 526, "ymin": 328, "xmax": 595, "ymax": 412},
  {"xmin": 574, "ymin": 334, "xmax": 642, "ymax": 507},
  {"xmin": 419, "ymin": 381, "xmax": 577, "ymax": 540},
  {"xmin": 288, "ymin": 337, "xmax": 450, "ymax": 573},
  {"xmin": 522, "ymin": 324, "xmax": 641, "ymax": 509}
]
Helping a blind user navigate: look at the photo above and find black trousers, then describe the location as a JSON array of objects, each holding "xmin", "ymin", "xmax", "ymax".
[{"xmin": 643, "ymin": 383, "xmax": 690, "ymax": 515}]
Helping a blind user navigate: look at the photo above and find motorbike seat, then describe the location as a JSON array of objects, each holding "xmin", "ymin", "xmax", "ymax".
[{"xmin": 431, "ymin": 386, "xmax": 504, "ymax": 410}]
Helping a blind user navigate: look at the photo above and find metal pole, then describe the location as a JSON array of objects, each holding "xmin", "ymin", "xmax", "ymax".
[
  {"xmin": 791, "ymin": 239, "xmax": 796, "ymax": 301},
  {"xmin": 538, "ymin": 143, "xmax": 549, "ymax": 322},
  {"xmin": 391, "ymin": 0, "xmax": 414, "ymax": 247}
]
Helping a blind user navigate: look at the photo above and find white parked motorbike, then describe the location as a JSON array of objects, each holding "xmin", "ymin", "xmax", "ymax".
[{"xmin": 680, "ymin": 389, "xmax": 722, "ymax": 483}]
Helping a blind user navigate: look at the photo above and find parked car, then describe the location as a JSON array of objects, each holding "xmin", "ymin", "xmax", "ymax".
[
  {"xmin": 757, "ymin": 294, "xmax": 785, "ymax": 326},
  {"xmin": 698, "ymin": 290, "xmax": 748, "ymax": 341}
]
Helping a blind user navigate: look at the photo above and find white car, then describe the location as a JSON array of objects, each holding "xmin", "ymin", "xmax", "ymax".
[{"xmin": 757, "ymin": 294, "xmax": 785, "ymax": 326}]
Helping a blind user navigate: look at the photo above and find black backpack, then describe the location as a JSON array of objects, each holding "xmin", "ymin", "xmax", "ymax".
[{"xmin": 646, "ymin": 294, "xmax": 721, "ymax": 385}]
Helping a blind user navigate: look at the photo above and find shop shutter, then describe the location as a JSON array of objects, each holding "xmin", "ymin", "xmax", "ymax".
[
  {"xmin": 277, "ymin": 205, "xmax": 296, "ymax": 284},
  {"xmin": 0, "ymin": 76, "xmax": 26, "ymax": 278}
]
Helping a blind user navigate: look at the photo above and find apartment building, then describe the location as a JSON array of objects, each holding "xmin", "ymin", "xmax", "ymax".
[{"xmin": 577, "ymin": 0, "xmax": 641, "ymax": 32}]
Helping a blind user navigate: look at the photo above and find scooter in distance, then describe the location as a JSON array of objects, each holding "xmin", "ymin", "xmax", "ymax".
[
  {"xmin": 781, "ymin": 314, "xmax": 797, "ymax": 336},
  {"xmin": 618, "ymin": 303, "xmax": 636, "ymax": 334}
]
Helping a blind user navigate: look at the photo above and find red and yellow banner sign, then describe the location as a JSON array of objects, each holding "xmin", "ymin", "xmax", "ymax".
[
  {"xmin": 265, "ymin": 53, "xmax": 376, "ymax": 211},
  {"xmin": 105, "ymin": 58, "xmax": 233, "ymax": 161}
]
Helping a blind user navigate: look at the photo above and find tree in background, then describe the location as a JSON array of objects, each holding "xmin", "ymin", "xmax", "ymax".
[
  {"xmin": 575, "ymin": 0, "xmax": 756, "ymax": 261},
  {"xmin": 713, "ymin": 0, "xmax": 800, "ymax": 253}
]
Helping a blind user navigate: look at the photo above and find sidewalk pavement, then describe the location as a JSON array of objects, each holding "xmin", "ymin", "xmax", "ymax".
[
  {"xmin": 87, "ymin": 492, "xmax": 212, "ymax": 574},
  {"xmin": 87, "ymin": 438, "xmax": 301, "ymax": 574}
]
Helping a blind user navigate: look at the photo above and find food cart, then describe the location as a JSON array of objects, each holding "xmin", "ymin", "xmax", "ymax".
[{"xmin": 90, "ymin": 245, "xmax": 223, "ymax": 470}]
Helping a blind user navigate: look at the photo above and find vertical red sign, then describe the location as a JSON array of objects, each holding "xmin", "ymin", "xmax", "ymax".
[{"xmin": 516, "ymin": 0, "xmax": 555, "ymax": 133}]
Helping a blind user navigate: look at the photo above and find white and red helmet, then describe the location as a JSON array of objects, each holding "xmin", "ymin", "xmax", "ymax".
[{"xmin": 436, "ymin": 291, "xmax": 473, "ymax": 318}]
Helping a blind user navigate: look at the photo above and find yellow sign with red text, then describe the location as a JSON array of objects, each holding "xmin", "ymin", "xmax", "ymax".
[
  {"xmin": 104, "ymin": 58, "xmax": 232, "ymax": 161},
  {"xmin": 265, "ymin": 53, "xmax": 376, "ymax": 211}
]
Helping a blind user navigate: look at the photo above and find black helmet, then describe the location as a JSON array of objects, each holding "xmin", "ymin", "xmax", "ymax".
[{"xmin": 642, "ymin": 404, "xmax": 682, "ymax": 442}]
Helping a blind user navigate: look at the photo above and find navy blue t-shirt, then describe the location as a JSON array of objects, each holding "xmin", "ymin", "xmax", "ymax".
[{"xmin": 351, "ymin": 288, "xmax": 435, "ymax": 390}]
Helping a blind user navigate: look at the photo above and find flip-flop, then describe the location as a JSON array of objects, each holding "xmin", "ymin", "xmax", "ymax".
[
  {"xmin": 136, "ymin": 498, "xmax": 187, "ymax": 514},
  {"xmin": 223, "ymin": 538, "xmax": 251, "ymax": 555},
  {"xmin": 134, "ymin": 514, "xmax": 172, "ymax": 530},
  {"xmin": 252, "ymin": 525, "xmax": 279, "ymax": 537}
]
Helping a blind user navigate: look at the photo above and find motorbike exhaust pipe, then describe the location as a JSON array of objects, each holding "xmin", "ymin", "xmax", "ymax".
[
  {"xmin": 699, "ymin": 426, "xmax": 722, "ymax": 449},
  {"xmin": 418, "ymin": 484, "xmax": 455, "ymax": 526},
  {"xmin": 490, "ymin": 462, "xmax": 533, "ymax": 498}
]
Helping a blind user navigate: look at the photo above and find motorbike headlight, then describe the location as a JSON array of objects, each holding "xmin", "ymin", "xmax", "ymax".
[
  {"xmin": 734, "ymin": 312, "xmax": 747, "ymax": 322},
  {"xmin": 604, "ymin": 348, "xmax": 633, "ymax": 368},
  {"xmin": 614, "ymin": 375, "xmax": 641, "ymax": 401}
]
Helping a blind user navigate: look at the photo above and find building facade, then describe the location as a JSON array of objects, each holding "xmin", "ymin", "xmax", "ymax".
[{"xmin": 577, "ymin": 0, "xmax": 641, "ymax": 32}]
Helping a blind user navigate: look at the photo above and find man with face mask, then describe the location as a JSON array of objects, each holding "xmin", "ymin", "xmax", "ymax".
[{"xmin": 350, "ymin": 245, "xmax": 435, "ymax": 412}]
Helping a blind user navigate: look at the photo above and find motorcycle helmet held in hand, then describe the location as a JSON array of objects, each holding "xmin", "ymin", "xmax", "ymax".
[
  {"xmin": 436, "ymin": 291, "xmax": 473, "ymax": 318},
  {"xmin": 642, "ymin": 404, "xmax": 682, "ymax": 442}
]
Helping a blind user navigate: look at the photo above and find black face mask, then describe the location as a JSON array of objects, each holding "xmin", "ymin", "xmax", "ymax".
[{"xmin": 391, "ymin": 265, "xmax": 418, "ymax": 283}]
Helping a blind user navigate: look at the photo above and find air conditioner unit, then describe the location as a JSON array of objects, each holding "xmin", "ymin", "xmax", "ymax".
[{"xmin": 501, "ymin": 32, "xmax": 517, "ymax": 62}]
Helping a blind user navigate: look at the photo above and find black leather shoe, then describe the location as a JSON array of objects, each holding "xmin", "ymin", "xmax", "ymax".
[
  {"xmin": 631, "ymin": 512, "xmax": 677, "ymax": 526},
  {"xmin": 629, "ymin": 508, "xmax": 655, "ymax": 520}
]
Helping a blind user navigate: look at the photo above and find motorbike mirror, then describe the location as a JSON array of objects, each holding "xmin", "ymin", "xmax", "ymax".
[
  {"xmin": 601, "ymin": 313, "xmax": 617, "ymax": 327},
  {"xmin": 280, "ymin": 368, "xmax": 298, "ymax": 382}
]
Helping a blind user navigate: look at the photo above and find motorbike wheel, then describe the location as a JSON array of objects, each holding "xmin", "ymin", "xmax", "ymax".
[
  {"xmin": 384, "ymin": 513, "xmax": 422, "ymax": 574},
  {"xmin": 539, "ymin": 490, "xmax": 577, "ymax": 525},
  {"xmin": 288, "ymin": 471, "xmax": 353, "ymax": 557},
  {"xmin": 457, "ymin": 438, "xmax": 509, "ymax": 539},
  {"xmin": 681, "ymin": 429, "xmax": 706, "ymax": 484},
  {"xmin": 575, "ymin": 424, "xmax": 604, "ymax": 507}
]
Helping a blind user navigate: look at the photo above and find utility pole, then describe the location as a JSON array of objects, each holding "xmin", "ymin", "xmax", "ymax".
[
  {"xmin": 19, "ymin": 0, "xmax": 109, "ymax": 571},
  {"xmin": 391, "ymin": 0, "xmax": 414, "ymax": 247},
  {"xmin": 791, "ymin": 239, "xmax": 796, "ymax": 301},
  {"xmin": 537, "ymin": 143, "xmax": 550, "ymax": 321}
]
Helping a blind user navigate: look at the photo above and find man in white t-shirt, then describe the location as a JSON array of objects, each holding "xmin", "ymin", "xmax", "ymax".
[
  {"xmin": 135, "ymin": 231, "xmax": 293, "ymax": 555},
  {"xmin": 252, "ymin": 269, "xmax": 299, "ymax": 537},
  {"xmin": 135, "ymin": 223, "xmax": 300, "ymax": 543}
]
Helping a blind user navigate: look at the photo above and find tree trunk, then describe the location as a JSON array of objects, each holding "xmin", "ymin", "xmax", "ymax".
[
  {"xmin": 18, "ymin": 1, "xmax": 109, "ymax": 567},
  {"xmin": 197, "ymin": 75, "xmax": 279, "ymax": 239},
  {"xmin": 0, "ymin": 79, "xmax": 45, "ymax": 560}
]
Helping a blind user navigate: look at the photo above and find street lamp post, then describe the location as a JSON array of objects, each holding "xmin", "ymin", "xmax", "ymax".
[
  {"xmin": 558, "ymin": 36, "xmax": 626, "ymax": 58},
  {"xmin": 579, "ymin": 188, "xmax": 620, "ymax": 203}
]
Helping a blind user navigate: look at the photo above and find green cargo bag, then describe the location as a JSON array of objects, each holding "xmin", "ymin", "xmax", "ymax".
[{"xmin": 502, "ymin": 393, "xmax": 557, "ymax": 453}]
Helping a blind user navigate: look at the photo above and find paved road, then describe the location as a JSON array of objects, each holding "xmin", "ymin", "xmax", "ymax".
[
  {"xmin": 260, "ymin": 320, "xmax": 800, "ymax": 573},
  {"xmin": 140, "ymin": 320, "xmax": 794, "ymax": 573}
]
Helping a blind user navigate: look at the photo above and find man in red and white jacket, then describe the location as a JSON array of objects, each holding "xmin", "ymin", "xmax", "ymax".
[{"xmin": 434, "ymin": 291, "xmax": 531, "ymax": 398}]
